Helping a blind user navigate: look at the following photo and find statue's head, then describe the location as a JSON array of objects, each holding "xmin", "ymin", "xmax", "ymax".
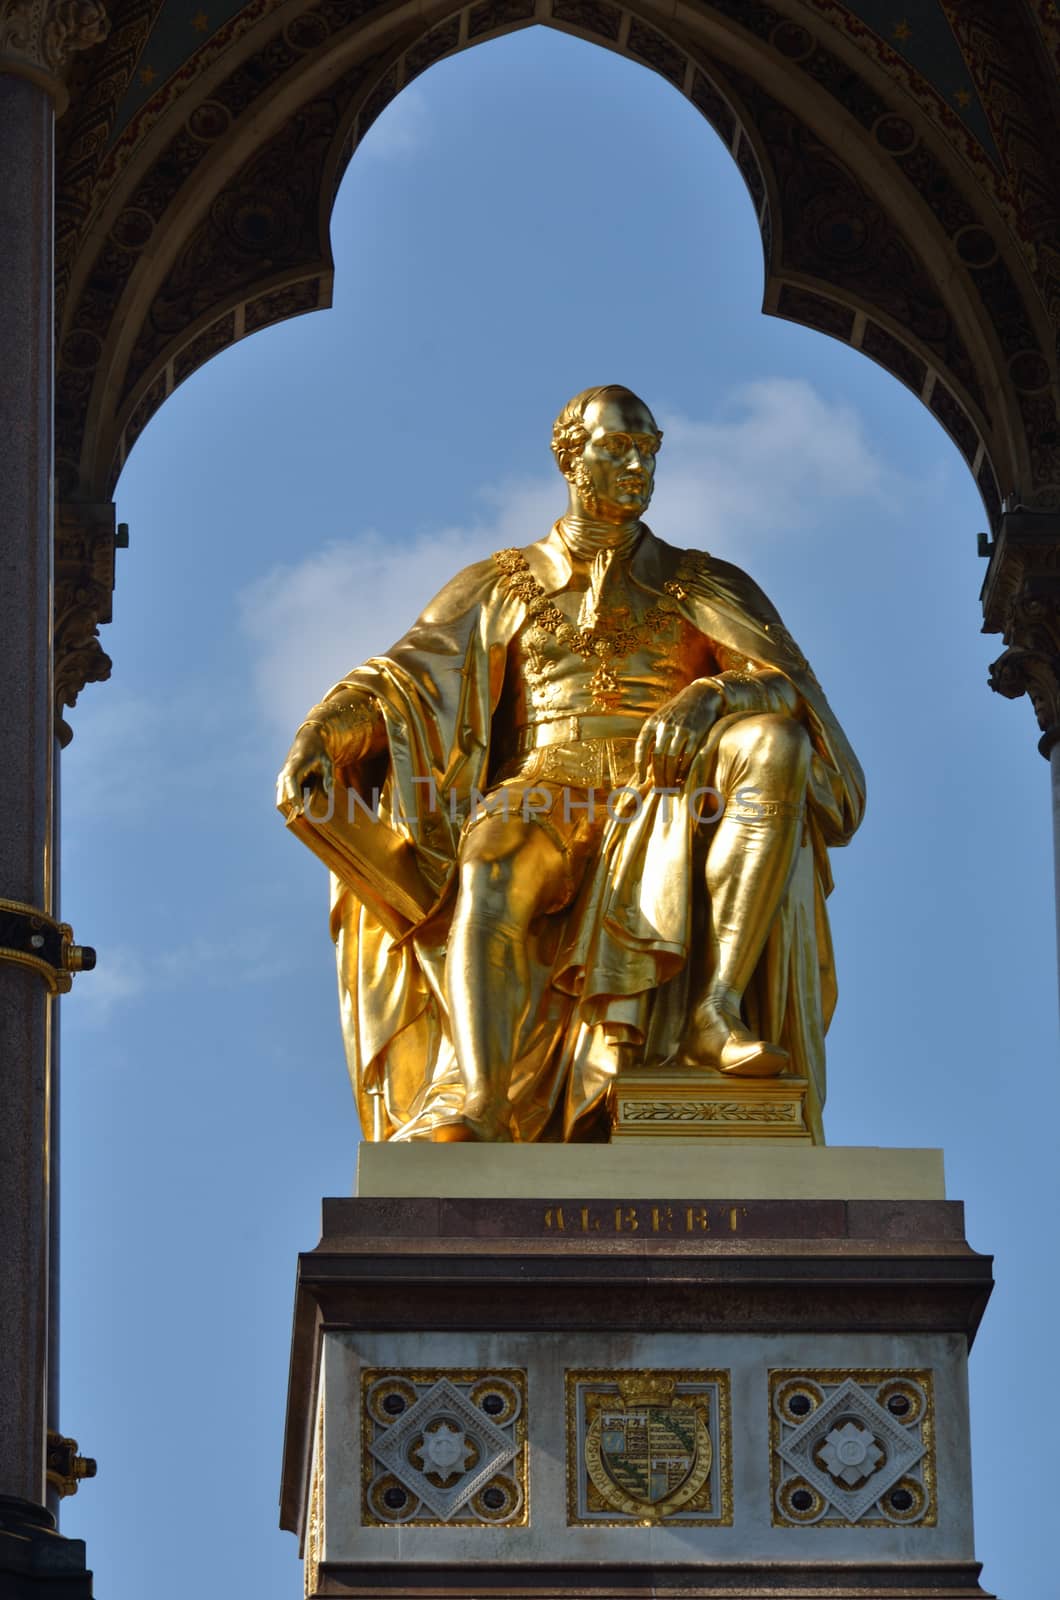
[{"xmin": 551, "ymin": 386, "xmax": 662, "ymax": 523}]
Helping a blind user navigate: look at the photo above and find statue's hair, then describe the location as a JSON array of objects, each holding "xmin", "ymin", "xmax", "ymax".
[{"xmin": 550, "ymin": 385, "xmax": 661, "ymax": 476}]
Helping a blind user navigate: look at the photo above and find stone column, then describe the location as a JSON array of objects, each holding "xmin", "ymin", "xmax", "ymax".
[
  {"xmin": 981, "ymin": 509, "xmax": 1060, "ymax": 997},
  {"xmin": 0, "ymin": 62, "xmax": 59, "ymax": 1521},
  {"xmin": 0, "ymin": 0, "xmax": 107, "ymax": 1572},
  {"xmin": 47, "ymin": 500, "xmax": 118, "ymax": 1528}
]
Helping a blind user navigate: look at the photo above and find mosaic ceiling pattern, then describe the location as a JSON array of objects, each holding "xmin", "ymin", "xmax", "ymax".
[
  {"xmin": 50, "ymin": 0, "xmax": 1060, "ymax": 535},
  {"xmin": 840, "ymin": 0, "xmax": 996, "ymax": 156},
  {"xmin": 109, "ymin": 0, "xmax": 999, "ymax": 159}
]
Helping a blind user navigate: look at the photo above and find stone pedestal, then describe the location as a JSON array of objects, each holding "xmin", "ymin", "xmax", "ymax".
[{"xmin": 281, "ymin": 1148, "xmax": 996, "ymax": 1598}]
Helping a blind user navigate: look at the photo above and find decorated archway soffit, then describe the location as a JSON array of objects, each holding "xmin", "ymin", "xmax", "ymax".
[
  {"xmin": 80, "ymin": 0, "xmax": 1002, "ymax": 156},
  {"xmin": 52, "ymin": 0, "xmax": 1060, "ymax": 526}
]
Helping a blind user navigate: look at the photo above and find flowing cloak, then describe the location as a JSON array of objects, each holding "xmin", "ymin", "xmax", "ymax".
[{"xmin": 322, "ymin": 524, "xmax": 865, "ymax": 1144}]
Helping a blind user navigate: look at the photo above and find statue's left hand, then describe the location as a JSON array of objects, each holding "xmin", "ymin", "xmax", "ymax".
[
  {"xmin": 276, "ymin": 725, "xmax": 334, "ymax": 817},
  {"xmin": 635, "ymin": 680, "xmax": 724, "ymax": 789}
]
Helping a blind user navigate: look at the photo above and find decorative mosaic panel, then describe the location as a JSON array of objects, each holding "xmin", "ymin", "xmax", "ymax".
[
  {"xmin": 770, "ymin": 1369, "xmax": 937, "ymax": 1527},
  {"xmin": 566, "ymin": 1369, "xmax": 732, "ymax": 1525},
  {"xmin": 361, "ymin": 1369, "xmax": 527, "ymax": 1527}
]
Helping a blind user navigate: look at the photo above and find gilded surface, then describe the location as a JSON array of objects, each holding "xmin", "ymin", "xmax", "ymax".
[
  {"xmin": 277, "ymin": 386, "xmax": 865, "ymax": 1144},
  {"xmin": 768, "ymin": 1369, "xmax": 937, "ymax": 1529},
  {"xmin": 303, "ymin": 1398, "xmax": 324, "ymax": 1597},
  {"xmin": 610, "ymin": 1069, "xmax": 811, "ymax": 1139},
  {"xmin": 361, "ymin": 1368, "xmax": 528, "ymax": 1528},
  {"xmin": 619, "ymin": 1101, "xmax": 800, "ymax": 1122},
  {"xmin": 566, "ymin": 1369, "xmax": 733, "ymax": 1526}
]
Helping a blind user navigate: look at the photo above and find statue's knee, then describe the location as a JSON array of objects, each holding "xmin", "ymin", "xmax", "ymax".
[
  {"xmin": 457, "ymin": 819, "xmax": 560, "ymax": 924},
  {"xmin": 720, "ymin": 713, "xmax": 811, "ymax": 784},
  {"xmin": 456, "ymin": 850, "xmax": 523, "ymax": 928},
  {"xmin": 458, "ymin": 812, "xmax": 528, "ymax": 869}
]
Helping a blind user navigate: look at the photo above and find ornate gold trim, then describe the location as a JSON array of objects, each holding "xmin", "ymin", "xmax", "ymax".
[
  {"xmin": 610, "ymin": 1071, "xmax": 812, "ymax": 1141},
  {"xmin": 0, "ymin": 898, "xmax": 94, "ymax": 995},
  {"xmin": 493, "ymin": 541, "xmax": 688, "ymax": 711},
  {"xmin": 303, "ymin": 1396, "xmax": 324, "ymax": 1597}
]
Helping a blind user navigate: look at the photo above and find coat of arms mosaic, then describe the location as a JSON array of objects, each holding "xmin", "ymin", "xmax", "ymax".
[{"xmin": 566, "ymin": 1369, "xmax": 732, "ymax": 1525}]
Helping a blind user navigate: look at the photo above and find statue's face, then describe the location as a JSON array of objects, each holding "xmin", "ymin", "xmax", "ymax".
[{"xmin": 574, "ymin": 393, "xmax": 661, "ymax": 521}]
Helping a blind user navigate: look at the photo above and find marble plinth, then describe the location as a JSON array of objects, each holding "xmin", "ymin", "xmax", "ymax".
[
  {"xmin": 356, "ymin": 1141, "xmax": 945, "ymax": 1200},
  {"xmin": 281, "ymin": 1173, "xmax": 996, "ymax": 1599}
]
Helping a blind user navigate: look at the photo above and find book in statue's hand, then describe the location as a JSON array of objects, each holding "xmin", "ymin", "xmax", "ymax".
[{"xmin": 278, "ymin": 774, "xmax": 436, "ymax": 941}]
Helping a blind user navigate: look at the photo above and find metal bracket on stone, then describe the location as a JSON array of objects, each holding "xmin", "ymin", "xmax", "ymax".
[
  {"xmin": 0, "ymin": 899, "xmax": 95, "ymax": 994},
  {"xmin": 980, "ymin": 508, "xmax": 1060, "ymax": 757},
  {"xmin": 46, "ymin": 1433, "xmax": 97, "ymax": 1500}
]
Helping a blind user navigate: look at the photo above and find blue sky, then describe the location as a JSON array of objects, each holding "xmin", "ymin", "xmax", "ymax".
[{"xmin": 58, "ymin": 28, "xmax": 1056, "ymax": 1598}]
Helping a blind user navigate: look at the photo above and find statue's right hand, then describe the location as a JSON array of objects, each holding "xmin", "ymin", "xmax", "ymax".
[{"xmin": 276, "ymin": 725, "xmax": 334, "ymax": 818}]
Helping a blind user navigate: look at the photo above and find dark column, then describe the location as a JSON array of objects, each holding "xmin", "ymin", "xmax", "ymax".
[
  {"xmin": 981, "ymin": 509, "xmax": 1060, "ymax": 1002},
  {"xmin": 48, "ymin": 501, "xmax": 118, "ymax": 1527},
  {"xmin": 0, "ymin": 67, "xmax": 57, "ymax": 1521},
  {"xmin": 0, "ymin": 7, "xmax": 107, "ymax": 1585}
]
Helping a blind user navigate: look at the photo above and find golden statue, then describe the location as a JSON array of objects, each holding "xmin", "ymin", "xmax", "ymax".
[{"xmin": 276, "ymin": 386, "xmax": 864, "ymax": 1144}]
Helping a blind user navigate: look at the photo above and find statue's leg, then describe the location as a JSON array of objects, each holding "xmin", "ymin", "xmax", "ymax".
[
  {"xmin": 441, "ymin": 805, "xmax": 571, "ymax": 1140},
  {"xmin": 679, "ymin": 712, "xmax": 811, "ymax": 1077}
]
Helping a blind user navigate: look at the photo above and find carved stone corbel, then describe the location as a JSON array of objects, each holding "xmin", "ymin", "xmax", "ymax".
[
  {"xmin": 981, "ymin": 510, "xmax": 1060, "ymax": 758},
  {"xmin": 55, "ymin": 500, "xmax": 122, "ymax": 747},
  {"xmin": 0, "ymin": 0, "xmax": 109, "ymax": 107}
]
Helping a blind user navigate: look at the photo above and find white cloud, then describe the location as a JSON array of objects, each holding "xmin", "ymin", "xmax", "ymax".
[
  {"xmin": 156, "ymin": 925, "xmax": 293, "ymax": 988},
  {"xmin": 61, "ymin": 690, "xmax": 162, "ymax": 822},
  {"xmin": 61, "ymin": 679, "xmax": 248, "ymax": 826},
  {"xmin": 650, "ymin": 378, "xmax": 888, "ymax": 552},
  {"xmin": 67, "ymin": 925, "xmax": 297, "ymax": 1029},
  {"xmin": 239, "ymin": 478, "xmax": 557, "ymax": 733},
  {"xmin": 239, "ymin": 380, "xmax": 893, "ymax": 732},
  {"xmin": 68, "ymin": 945, "xmax": 149, "ymax": 1023}
]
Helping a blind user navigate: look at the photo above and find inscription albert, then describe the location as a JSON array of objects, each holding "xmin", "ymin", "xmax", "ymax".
[{"xmin": 542, "ymin": 1204, "xmax": 749, "ymax": 1235}]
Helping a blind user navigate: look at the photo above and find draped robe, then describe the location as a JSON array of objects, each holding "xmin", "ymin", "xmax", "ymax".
[{"xmin": 322, "ymin": 524, "xmax": 864, "ymax": 1144}]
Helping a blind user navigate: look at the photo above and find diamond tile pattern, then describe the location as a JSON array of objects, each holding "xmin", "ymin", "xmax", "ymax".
[
  {"xmin": 776, "ymin": 1377, "xmax": 925, "ymax": 1522},
  {"xmin": 368, "ymin": 1378, "xmax": 518, "ymax": 1521}
]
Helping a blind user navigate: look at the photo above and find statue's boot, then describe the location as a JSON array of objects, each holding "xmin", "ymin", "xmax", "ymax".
[
  {"xmin": 675, "ymin": 983, "xmax": 789, "ymax": 1077},
  {"xmin": 432, "ymin": 1098, "xmax": 514, "ymax": 1142},
  {"xmin": 667, "ymin": 722, "xmax": 809, "ymax": 1077}
]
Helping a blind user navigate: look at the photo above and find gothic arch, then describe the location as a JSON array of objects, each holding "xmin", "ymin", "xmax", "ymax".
[{"xmin": 51, "ymin": 0, "xmax": 1060, "ymax": 746}]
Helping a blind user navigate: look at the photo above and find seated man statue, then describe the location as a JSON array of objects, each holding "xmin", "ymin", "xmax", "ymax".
[{"xmin": 276, "ymin": 385, "xmax": 865, "ymax": 1143}]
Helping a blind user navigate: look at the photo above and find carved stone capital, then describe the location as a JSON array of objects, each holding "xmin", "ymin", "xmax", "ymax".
[
  {"xmin": 55, "ymin": 500, "xmax": 119, "ymax": 748},
  {"xmin": 0, "ymin": 0, "xmax": 109, "ymax": 106},
  {"xmin": 981, "ymin": 510, "xmax": 1060, "ymax": 757}
]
